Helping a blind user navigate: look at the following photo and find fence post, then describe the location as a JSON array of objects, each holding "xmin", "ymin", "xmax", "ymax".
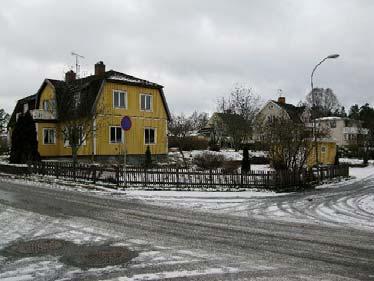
[
  {"xmin": 115, "ymin": 165, "xmax": 120, "ymax": 187},
  {"xmin": 92, "ymin": 165, "xmax": 96, "ymax": 184},
  {"xmin": 240, "ymin": 170, "xmax": 243, "ymax": 189},
  {"xmin": 55, "ymin": 162, "xmax": 59, "ymax": 179},
  {"xmin": 144, "ymin": 167, "xmax": 148, "ymax": 187},
  {"xmin": 176, "ymin": 168, "xmax": 179, "ymax": 189},
  {"xmin": 209, "ymin": 169, "xmax": 213, "ymax": 189}
]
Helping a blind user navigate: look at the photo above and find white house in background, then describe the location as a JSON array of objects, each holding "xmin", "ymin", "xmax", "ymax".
[
  {"xmin": 254, "ymin": 96, "xmax": 311, "ymax": 140},
  {"xmin": 315, "ymin": 117, "xmax": 368, "ymax": 146}
]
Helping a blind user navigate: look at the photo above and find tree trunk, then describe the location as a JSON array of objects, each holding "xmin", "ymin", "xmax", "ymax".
[{"xmin": 72, "ymin": 146, "xmax": 78, "ymax": 181}]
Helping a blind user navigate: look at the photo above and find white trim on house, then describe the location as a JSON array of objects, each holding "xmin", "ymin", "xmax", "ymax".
[
  {"xmin": 144, "ymin": 127, "xmax": 156, "ymax": 145},
  {"xmin": 109, "ymin": 126, "xmax": 124, "ymax": 144},
  {"xmin": 112, "ymin": 90, "xmax": 127, "ymax": 109},
  {"xmin": 140, "ymin": 94, "xmax": 153, "ymax": 112},
  {"xmin": 93, "ymin": 118, "xmax": 97, "ymax": 155},
  {"xmin": 43, "ymin": 128, "xmax": 56, "ymax": 145}
]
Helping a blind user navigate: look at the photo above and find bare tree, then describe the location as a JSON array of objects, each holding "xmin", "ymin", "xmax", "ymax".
[
  {"xmin": 305, "ymin": 88, "xmax": 340, "ymax": 117},
  {"xmin": 259, "ymin": 117, "xmax": 329, "ymax": 171},
  {"xmin": 215, "ymin": 85, "xmax": 261, "ymax": 148},
  {"xmin": 168, "ymin": 113, "xmax": 194, "ymax": 166},
  {"xmin": 0, "ymin": 108, "xmax": 10, "ymax": 134},
  {"xmin": 56, "ymin": 84, "xmax": 102, "ymax": 165},
  {"xmin": 190, "ymin": 111, "xmax": 209, "ymax": 131}
]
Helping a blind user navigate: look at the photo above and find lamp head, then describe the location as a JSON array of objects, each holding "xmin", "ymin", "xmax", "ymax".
[{"xmin": 327, "ymin": 54, "xmax": 340, "ymax": 59}]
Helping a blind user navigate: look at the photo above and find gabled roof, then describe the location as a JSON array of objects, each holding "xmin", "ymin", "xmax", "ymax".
[
  {"xmin": 33, "ymin": 70, "xmax": 171, "ymax": 121},
  {"xmin": 8, "ymin": 94, "xmax": 37, "ymax": 128},
  {"xmin": 209, "ymin": 112, "xmax": 247, "ymax": 127},
  {"xmin": 271, "ymin": 100, "xmax": 307, "ymax": 123}
]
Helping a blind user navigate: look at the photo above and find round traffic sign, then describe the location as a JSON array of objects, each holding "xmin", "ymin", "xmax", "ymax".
[{"xmin": 121, "ymin": 116, "xmax": 132, "ymax": 131}]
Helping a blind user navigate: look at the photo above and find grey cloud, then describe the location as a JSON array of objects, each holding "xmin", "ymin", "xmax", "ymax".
[{"xmin": 1, "ymin": 0, "xmax": 373, "ymax": 115}]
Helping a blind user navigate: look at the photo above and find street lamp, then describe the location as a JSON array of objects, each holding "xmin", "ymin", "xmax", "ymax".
[{"xmin": 310, "ymin": 54, "xmax": 339, "ymax": 166}]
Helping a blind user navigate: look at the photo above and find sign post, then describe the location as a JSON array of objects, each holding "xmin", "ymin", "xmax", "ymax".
[{"xmin": 121, "ymin": 116, "xmax": 132, "ymax": 187}]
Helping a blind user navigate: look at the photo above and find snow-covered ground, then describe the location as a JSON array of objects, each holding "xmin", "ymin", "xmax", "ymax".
[
  {"xmin": 123, "ymin": 165, "xmax": 374, "ymax": 231},
  {"xmin": 168, "ymin": 149, "xmax": 267, "ymax": 164},
  {"xmin": 1, "ymin": 204, "xmax": 274, "ymax": 280}
]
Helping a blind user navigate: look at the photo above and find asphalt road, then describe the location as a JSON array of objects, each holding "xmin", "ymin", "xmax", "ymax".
[{"xmin": 0, "ymin": 179, "xmax": 374, "ymax": 280}]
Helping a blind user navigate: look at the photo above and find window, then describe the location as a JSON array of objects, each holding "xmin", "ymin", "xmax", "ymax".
[
  {"xmin": 113, "ymin": 90, "xmax": 127, "ymax": 108},
  {"xmin": 109, "ymin": 126, "xmax": 123, "ymax": 143},
  {"xmin": 321, "ymin": 146, "xmax": 326, "ymax": 153},
  {"xmin": 140, "ymin": 94, "xmax": 152, "ymax": 111},
  {"xmin": 73, "ymin": 92, "xmax": 81, "ymax": 108},
  {"xmin": 144, "ymin": 128, "xmax": 156, "ymax": 144},
  {"xmin": 23, "ymin": 103, "xmax": 29, "ymax": 113},
  {"xmin": 43, "ymin": 100, "xmax": 49, "ymax": 111},
  {"xmin": 63, "ymin": 126, "xmax": 85, "ymax": 147},
  {"xmin": 43, "ymin": 128, "xmax": 56, "ymax": 144},
  {"xmin": 330, "ymin": 121, "xmax": 336, "ymax": 128}
]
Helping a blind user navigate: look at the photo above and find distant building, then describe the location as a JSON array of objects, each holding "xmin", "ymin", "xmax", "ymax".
[
  {"xmin": 255, "ymin": 96, "xmax": 311, "ymax": 141},
  {"xmin": 256, "ymin": 96, "xmax": 336, "ymax": 167},
  {"xmin": 315, "ymin": 117, "xmax": 368, "ymax": 146}
]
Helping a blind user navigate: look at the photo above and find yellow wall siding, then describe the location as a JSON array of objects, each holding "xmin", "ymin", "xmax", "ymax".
[
  {"xmin": 37, "ymin": 123, "xmax": 59, "ymax": 156},
  {"xmin": 38, "ymin": 83, "xmax": 55, "ymax": 110},
  {"xmin": 93, "ymin": 82, "xmax": 168, "ymax": 156},
  {"xmin": 307, "ymin": 142, "xmax": 336, "ymax": 167},
  {"xmin": 36, "ymin": 81, "xmax": 168, "ymax": 158},
  {"xmin": 99, "ymin": 82, "xmax": 167, "ymax": 119}
]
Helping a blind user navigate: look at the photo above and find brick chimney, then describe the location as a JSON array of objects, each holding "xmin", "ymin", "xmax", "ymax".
[
  {"xmin": 65, "ymin": 70, "xmax": 76, "ymax": 83},
  {"xmin": 95, "ymin": 61, "xmax": 106, "ymax": 76},
  {"xmin": 277, "ymin": 96, "xmax": 286, "ymax": 104}
]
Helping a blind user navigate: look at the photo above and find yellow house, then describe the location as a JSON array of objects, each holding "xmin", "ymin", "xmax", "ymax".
[{"xmin": 10, "ymin": 61, "xmax": 171, "ymax": 164}]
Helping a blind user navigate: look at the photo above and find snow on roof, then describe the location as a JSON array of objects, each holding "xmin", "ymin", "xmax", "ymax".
[
  {"xmin": 315, "ymin": 116, "xmax": 345, "ymax": 121},
  {"xmin": 107, "ymin": 74, "xmax": 145, "ymax": 84}
]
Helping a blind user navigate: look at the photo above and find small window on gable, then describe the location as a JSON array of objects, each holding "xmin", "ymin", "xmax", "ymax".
[
  {"xmin": 144, "ymin": 128, "xmax": 156, "ymax": 144},
  {"xmin": 113, "ymin": 91, "xmax": 127, "ymax": 108},
  {"xmin": 43, "ymin": 128, "xmax": 56, "ymax": 144},
  {"xmin": 109, "ymin": 126, "xmax": 123, "ymax": 143},
  {"xmin": 321, "ymin": 146, "xmax": 327, "ymax": 153},
  {"xmin": 140, "ymin": 94, "xmax": 152, "ymax": 111},
  {"xmin": 23, "ymin": 103, "xmax": 29, "ymax": 113},
  {"xmin": 43, "ymin": 100, "xmax": 49, "ymax": 111},
  {"xmin": 73, "ymin": 92, "xmax": 81, "ymax": 108}
]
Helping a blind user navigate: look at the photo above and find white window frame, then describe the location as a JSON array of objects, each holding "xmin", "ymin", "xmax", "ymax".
[
  {"xmin": 23, "ymin": 103, "xmax": 29, "ymax": 113},
  {"xmin": 112, "ymin": 90, "xmax": 127, "ymax": 109},
  {"xmin": 140, "ymin": 94, "xmax": 153, "ymax": 112},
  {"xmin": 144, "ymin": 127, "xmax": 156, "ymax": 145},
  {"xmin": 63, "ymin": 126, "xmax": 86, "ymax": 147},
  {"xmin": 109, "ymin": 126, "xmax": 124, "ymax": 144},
  {"xmin": 43, "ymin": 100, "xmax": 49, "ymax": 111},
  {"xmin": 73, "ymin": 92, "xmax": 81, "ymax": 108},
  {"xmin": 43, "ymin": 128, "xmax": 56, "ymax": 145},
  {"xmin": 321, "ymin": 146, "xmax": 327, "ymax": 153}
]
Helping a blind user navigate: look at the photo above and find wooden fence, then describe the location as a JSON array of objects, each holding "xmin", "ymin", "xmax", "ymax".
[{"xmin": 24, "ymin": 162, "xmax": 349, "ymax": 191}]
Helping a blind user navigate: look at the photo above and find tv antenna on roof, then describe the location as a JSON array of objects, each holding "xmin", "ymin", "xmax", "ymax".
[
  {"xmin": 71, "ymin": 51, "xmax": 84, "ymax": 78},
  {"xmin": 277, "ymin": 89, "xmax": 283, "ymax": 97}
]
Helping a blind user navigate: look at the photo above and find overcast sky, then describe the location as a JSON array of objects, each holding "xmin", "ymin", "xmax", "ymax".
[{"xmin": 1, "ymin": 0, "xmax": 373, "ymax": 115}]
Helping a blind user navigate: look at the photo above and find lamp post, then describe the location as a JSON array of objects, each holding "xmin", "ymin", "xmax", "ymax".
[{"xmin": 310, "ymin": 54, "xmax": 339, "ymax": 166}]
